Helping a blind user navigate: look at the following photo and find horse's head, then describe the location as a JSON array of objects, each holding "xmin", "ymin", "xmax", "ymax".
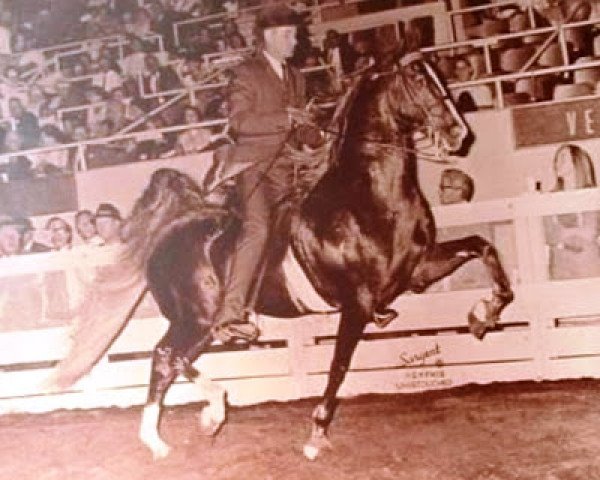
[{"xmin": 386, "ymin": 52, "xmax": 469, "ymax": 154}]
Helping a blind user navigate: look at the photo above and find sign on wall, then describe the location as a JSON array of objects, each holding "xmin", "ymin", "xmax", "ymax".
[{"xmin": 512, "ymin": 97, "xmax": 600, "ymax": 148}]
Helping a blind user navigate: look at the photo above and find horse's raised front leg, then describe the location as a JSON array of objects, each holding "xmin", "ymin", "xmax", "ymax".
[
  {"xmin": 304, "ymin": 305, "xmax": 367, "ymax": 460},
  {"xmin": 408, "ymin": 235, "xmax": 514, "ymax": 340}
]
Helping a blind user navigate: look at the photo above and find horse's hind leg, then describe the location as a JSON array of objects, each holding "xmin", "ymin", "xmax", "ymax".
[
  {"xmin": 304, "ymin": 305, "xmax": 368, "ymax": 460},
  {"xmin": 141, "ymin": 322, "xmax": 225, "ymax": 459},
  {"xmin": 408, "ymin": 235, "xmax": 514, "ymax": 339}
]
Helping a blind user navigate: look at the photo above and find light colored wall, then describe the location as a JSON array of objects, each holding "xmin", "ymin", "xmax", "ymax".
[
  {"xmin": 75, "ymin": 152, "xmax": 214, "ymax": 216},
  {"xmin": 421, "ymin": 109, "xmax": 600, "ymax": 206}
]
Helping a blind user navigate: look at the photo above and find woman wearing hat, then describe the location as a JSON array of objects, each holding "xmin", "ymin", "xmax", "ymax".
[{"xmin": 212, "ymin": 4, "xmax": 318, "ymax": 343}]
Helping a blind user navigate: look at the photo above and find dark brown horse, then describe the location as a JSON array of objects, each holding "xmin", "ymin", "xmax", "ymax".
[{"xmin": 48, "ymin": 53, "xmax": 513, "ymax": 460}]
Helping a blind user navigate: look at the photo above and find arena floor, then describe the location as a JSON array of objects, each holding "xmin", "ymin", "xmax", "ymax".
[{"xmin": 2, "ymin": 380, "xmax": 600, "ymax": 480}]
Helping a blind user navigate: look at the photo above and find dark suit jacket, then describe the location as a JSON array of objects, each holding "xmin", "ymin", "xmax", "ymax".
[{"xmin": 227, "ymin": 52, "xmax": 306, "ymax": 164}]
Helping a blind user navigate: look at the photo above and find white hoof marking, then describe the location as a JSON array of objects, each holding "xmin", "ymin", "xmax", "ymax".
[{"xmin": 303, "ymin": 444, "xmax": 320, "ymax": 461}]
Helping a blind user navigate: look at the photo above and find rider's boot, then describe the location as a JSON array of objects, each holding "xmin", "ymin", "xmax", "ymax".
[{"xmin": 212, "ymin": 298, "xmax": 260, "ymax": 344}]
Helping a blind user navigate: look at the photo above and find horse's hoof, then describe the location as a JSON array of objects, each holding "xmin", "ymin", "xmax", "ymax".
[
  {"xmin": 198, "ymin": 409, "xmax": 224, "ymax": 436},
  {"xmin": 468, "ymin": 313, "xmax": 487, "ymax": 340},
  {"xmin": 141, "ymin": 438, "xmax": 171, "ymax": 460},
  {"xmin": 373, "ymin": 309, "xmax": 398, "ymax": 328},
  {"xmin": 303, "ymin": 444, "xmax": 320, "ymax": 461}
]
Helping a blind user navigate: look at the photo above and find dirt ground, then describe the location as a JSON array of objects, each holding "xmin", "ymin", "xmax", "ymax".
[{"xmin": 2, "ymin": 380, "xmax": 600, "ymax": 480}]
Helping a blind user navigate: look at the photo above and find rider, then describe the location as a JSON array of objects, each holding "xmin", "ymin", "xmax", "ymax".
[{"xmin": 212, "ymin": 4, "xmax": 318, "ymax": 343}]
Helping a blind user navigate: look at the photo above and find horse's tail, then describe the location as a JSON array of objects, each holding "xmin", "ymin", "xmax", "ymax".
[
  {"xmin": 45, "ymin": 259, "xmax": 147, "ymax": 391},
  {"xmin": 45, "ymin": 168, "xmax": 213, "ymax": 392}
]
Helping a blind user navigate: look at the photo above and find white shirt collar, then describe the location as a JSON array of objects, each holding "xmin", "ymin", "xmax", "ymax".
[{"xmin": 262, "ymin": 50, "xmax": 284, "ymax": 80}]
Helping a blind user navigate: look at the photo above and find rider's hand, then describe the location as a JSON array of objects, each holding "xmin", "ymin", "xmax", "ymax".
[{"xmin": 287, "ymin": 107, "xmax": 317, "ymax": 127}]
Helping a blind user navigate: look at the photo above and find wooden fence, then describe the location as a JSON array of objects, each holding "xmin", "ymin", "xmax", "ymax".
[{"xmin": 2, "ymin": 188, "xmax": 600, "ymax": 414}]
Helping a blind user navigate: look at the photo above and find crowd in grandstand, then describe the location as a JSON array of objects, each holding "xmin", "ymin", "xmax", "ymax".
[
  {"xmin": 0, "ymin": 201, "xmax": 123, "ymax": 256},
  {"xmin": 0, "ymin": 0, "xmax": 596, "ymax": 179}
]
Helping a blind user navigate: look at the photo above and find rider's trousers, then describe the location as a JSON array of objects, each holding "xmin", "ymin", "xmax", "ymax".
[{"xmin": 214, "ymin": 157, "xmax": 294, "ymax": 324}]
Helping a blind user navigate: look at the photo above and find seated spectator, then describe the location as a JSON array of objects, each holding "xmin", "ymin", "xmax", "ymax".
[
  {"xmin": 31, "ymin": 125, "xmax": 72, "ymax": 175},
  {"xmin": 0, "ymin": 216, "xmax": 23, "ymax": 256},
  {"xmin": 17, "ymin": 217, "xmax": 51, "ymax": 254},
  {"xmin": 125, "ymin": 7, "xmax": 154, "ymax": 37},
  {"xmin": 544, "ymin": 143, "xmax": 600, "ymax": 280},
  {"xmin": 135, "ymin": 116, "xmax": 176, "ymax": 160},
  {"xmin": 428, "ymin": 169, "xmax": 494, "ymax": 292},
  {"xmin": 45, "ymin": 216, "xmax": 73, "ymax": 251},
  {"xmin": 175, "ymin": 106, "xmax": 213, "ymax": 155},
  {"xmin": 324, "ymin": 29, "xmax": 356, "ymax": 78},
  {"xmin": 303, "ymin": 48, "xmax": 335, "ymax": 102},
  {"xmin": 26, "ymin": 85, "xmax": 48, "ymax": 118},
  {"xmin": 222, "ymin": 18, "xmax": 247, "ymax": 50},
  {"xmin": 141, "ymin": 53, "xmax": 182, "ymax": 110},
  {"xmin": 178, "ymin": 56, "xmax": 208, "ymax": 87},
  {"xmin": 0, "ymin": 67, "xmax": 29, "ymax": 116},
  {"xmin": 2, "ymin": 130, "xmax": 34, "ymax": 181},
  {"xmin": 352, "ymin": 36, "xmax": 375, "ymax": 71},
  {"xmin": 451, "ymin": 56, "xmax": 494, "ymax": 112},
  {"xmin": 92, "ymin": 55, "xmax": 125, "ymax": 93},
  {"xmin": 147, "ymin": 0, "xmax": 180, "ymax": 52},
  {"xmin": 44, "ymin": 79, "xmax": 86, "ymax": 114},
  {"xmin": 75, "ymin": 209, "xmax": 103, "ymax": 246},
  {"xmin": 188, "ymin": 27, "xmax": 219, "ymax": 58},
  {"xmin": 439, "ymin": 167, "xmax": 475, "ymax": 205},
  {"xmin": 120, "ymin": 35, "xmax": 149, "ymax": 79},
  {"xmin": 104, "ymin": 99, "xmax": 136, "ymax": 133},
  {"xmin": 94, "ymin": 202, "xmax": 123, "ymax": 245}
]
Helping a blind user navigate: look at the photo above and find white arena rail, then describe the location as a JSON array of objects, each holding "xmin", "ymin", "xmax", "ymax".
[{"xmin": 2, "ymin": 188, "xmax": 600, "ymax": 414}]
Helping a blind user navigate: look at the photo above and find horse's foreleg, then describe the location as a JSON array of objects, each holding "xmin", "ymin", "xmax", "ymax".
[
  {"xmin": 409, "ymin": 236, "xmax": 514, "ymax": 339},
  {"xmin": 304, "ymin": 307, "xmax": 367, "ymax": 460}
]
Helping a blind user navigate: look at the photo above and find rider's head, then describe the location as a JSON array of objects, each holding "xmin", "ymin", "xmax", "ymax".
[{"xmin": 255, "ymin": 4, "xmax": 301, "ymax": 62}]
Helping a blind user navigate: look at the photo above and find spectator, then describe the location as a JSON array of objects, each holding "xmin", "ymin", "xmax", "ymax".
[
  {"xmin": 451, "ymin": 56, "xmax": 494, "ymax": 112},
  {"xmin": 120, "ymin": 35, "xmax": 148, "ymax": 79},
  {"xmin": 94, "ymin": 202, "xmax": 123, "ymax": 245},
  {"xmin": 0, "ymin": 67, "xmax": 29, "ymax": 116},
  {"xmin": 44, "ymin": 79, "xmax": 86, "ymax": 114},
  {"xmin": 324, "ymin": 29, "xmax": 356, "ymax": 78},
  {"xmin": 74, "ymin": 209, "xmax": 103, "ymax": 245},
  {"xmin": 92, "ymin": 55, "xmax": 125, "ymax": 93},
  {"xmin": 351, "ymin": 35, "xmax": 375, "ymax": 71},
  {"xmin": 125, "ymin": 7, "xmax": 154, "ymax": 37},
  {"xmin": 17, "ymin": 217, "xmax": 51, "ymax": 254},
  {"xmin": 141, "ymin": 53, "xmax": 182, "ymax": 110},
  {"xmin": 2, "ymin": 130, "xmax": 34, "ymax": 181},
  {"xmin": 31, "ymin": 124, "xmax": 72, "ymax": 175},
  {"xmin": 26, "ymin": 85, "xmax": 48, "ymax": 118},
  {"xmin": 189, "ymin": 27, "xmax": 219, "ymax": 57},
  {"xmin": 429, "ymin": 168, "xmax": 493, "ymax": 292},
  {"xmin": 222, "ymin": 18, "xmax": 247, "ymax": 50},
  {"xmin": 544, "ymin": 143, "xmax": 600, "ymax": 280},
  {"xmin": 147, "ymin": 0, "xmax": 180, "ymax": 52},
  {"xmin": 175, "ymin": 106, "xmax": 213, "ymax": 155},
  {"xmin": 439, "ymin": 167, "xmax": 475, "ymax": 205},
  {"xmin": 45, "ymin": 216, "xmax": 73, "ymax": 251},
  {"xmin": 0, "ymin": 216, "xmax": 23, "ymax": 256}
]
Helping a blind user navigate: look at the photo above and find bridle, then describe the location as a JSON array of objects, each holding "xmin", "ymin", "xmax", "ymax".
[{"xmin": 320, "ymin": 54, "xmax": 465, "ymax": 165}]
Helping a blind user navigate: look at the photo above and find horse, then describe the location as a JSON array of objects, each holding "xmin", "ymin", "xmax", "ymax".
[{"xmin": 47, "ymin": 52, "xmax": 514, "ymax": 460}]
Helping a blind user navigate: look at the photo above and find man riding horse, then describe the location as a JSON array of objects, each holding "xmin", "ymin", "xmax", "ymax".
[{"xmin": 212, "ymin": 4, "xmax": 322, "ymax": 343}]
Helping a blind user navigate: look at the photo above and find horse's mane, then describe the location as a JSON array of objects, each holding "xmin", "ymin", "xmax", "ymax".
[{"xmin": 326, "ymin": 73, "xmax": 368, "ymax": 167}]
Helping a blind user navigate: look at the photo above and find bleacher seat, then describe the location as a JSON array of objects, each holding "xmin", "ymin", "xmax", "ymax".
[
  {"xmin": 553, "ymin": 82, "xmax": 594, "ymax": 99},
  {"xmin": 500, "ymin": 45, "xmax": 536, "ymax": 72},
  {"xmin": 573, "ymin": 57, "xmax": 600, "ymax": 84},
  {"xmin": 536, "ymin": 42, "xmax": 565, "ymax": 68}
]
